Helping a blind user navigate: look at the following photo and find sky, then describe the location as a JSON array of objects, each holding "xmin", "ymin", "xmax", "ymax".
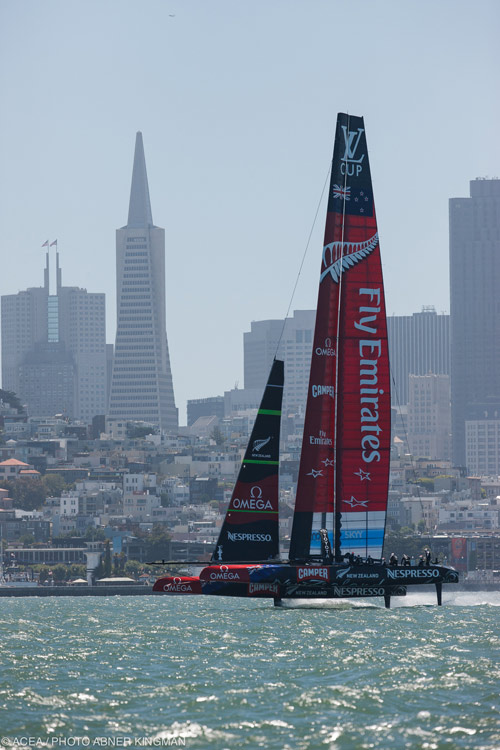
[{"xmin": 1, "ymin": 0, "xmax": 499, "ymax": 424}]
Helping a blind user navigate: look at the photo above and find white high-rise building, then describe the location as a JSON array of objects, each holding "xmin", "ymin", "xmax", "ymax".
[
  {"xmin": 244, "ymin": 310, "xmax": 316, "ymax": 416},
  {"xmin": 1, "ymin": 248, "xmax": 107, "ymax": 422},
  {"xmin": 407, "ymin": 374, "xmax": 451, "ymax": 460},
  {"xmin": 465, "ymin": 419, "xmax": 500, "ymax": 476},
  {"xmin": 108, "ymin": 133, "xmax": 178, "ymax": 431},
  {"xmin": 387, "ymin": 307, "xmax": 450, "ymax": 407}
]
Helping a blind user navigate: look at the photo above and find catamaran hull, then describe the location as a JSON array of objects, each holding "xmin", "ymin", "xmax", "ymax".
[{"xmin": 153, "ymin": 563, "xmax": 458, "ymax": 604}]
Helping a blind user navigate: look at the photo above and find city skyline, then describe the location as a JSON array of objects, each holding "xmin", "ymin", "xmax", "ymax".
[{"xmin": 1, "ymin": 1, "xmax": 499, "ymax": 420}]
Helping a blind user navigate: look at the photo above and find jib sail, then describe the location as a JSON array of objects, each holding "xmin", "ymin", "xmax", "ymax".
[
  {"xmin": 289, "ymin": 113, "xmax": 390, "ymax": 562},
  {"xmin": 212, "ymin": 358, "xmax": 284, "ymax": 562}
]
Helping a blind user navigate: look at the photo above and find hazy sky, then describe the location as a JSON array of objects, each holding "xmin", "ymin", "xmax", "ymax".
[{"xmin": 1, "ymin": 0, "xmax": 499, "ymax": 424}]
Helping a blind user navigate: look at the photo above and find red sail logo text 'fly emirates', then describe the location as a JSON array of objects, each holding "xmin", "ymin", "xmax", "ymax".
[{"xmin": 355, "ymin": 288, "xmax": 383, "ymax": 464}]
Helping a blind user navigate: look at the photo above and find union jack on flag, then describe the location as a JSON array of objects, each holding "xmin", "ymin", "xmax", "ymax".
[{"xmin": 332, "ymin": 184, "xmax": 350, "ymax": 200}]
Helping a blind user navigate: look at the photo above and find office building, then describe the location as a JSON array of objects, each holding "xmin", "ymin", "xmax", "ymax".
[
  {"xmin": 187, "ymin": 397, "xmax": 225, "ymax": 427},
  {"xmin": 465, "ymin": 419, "xmax": 500, "ymax": 476},
  {"xmin": 450, "ymin": 178, "xmax": 500, "ymax": 467},
  {"xmin": 387, "ymin": 307, "xmax": 450, "ymax": 407},
  {"xmin": 108, "ymin": 132, "xmax": 178, "ymax": 432},
  {"xmin": 244, "ymin": 309, "xmax": 316, "ymax": 417},
  {"xmin": 407, "ymin": 374, "xmax": 451, "ymax": 460},
  {"xmin": 1, "ymin": 248, "xmax": 107, "ymax": 422}
]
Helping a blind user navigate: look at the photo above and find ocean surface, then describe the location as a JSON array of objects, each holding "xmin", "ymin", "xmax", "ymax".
[{"xmin": 1, "ymin": 590, "xmax": 499, "ymax": 750}]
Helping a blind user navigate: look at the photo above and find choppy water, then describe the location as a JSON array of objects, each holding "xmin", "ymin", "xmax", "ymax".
[{"xmin": 1, "ymin": 590, "xmax": 499, "ymax": 749}]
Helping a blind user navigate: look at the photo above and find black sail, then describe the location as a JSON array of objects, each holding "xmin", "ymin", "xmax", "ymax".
[{"xmin": 212, "ymin": 359, "xmax": 284, "ymax": 562}]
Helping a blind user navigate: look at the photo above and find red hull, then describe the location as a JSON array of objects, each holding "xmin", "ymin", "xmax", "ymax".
[{"xmin": 152, "ymin": 576, "xmax": 202, "ymax": 594}]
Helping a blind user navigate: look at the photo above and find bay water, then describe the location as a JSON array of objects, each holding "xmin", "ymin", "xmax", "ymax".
[{"xmin": 1, "ymin": 590, "xmax": 499, "ymax": 749}]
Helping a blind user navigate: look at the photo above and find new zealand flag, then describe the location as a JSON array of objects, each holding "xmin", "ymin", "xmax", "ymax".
[{"xmin": 329, "ymin": 183, "xmax": 373, "ymax": 217}]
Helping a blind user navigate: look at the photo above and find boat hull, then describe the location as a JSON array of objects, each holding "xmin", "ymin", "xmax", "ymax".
[{"xmin": 153, "ymin": 563, "xmax": 458, "ymax": 600}]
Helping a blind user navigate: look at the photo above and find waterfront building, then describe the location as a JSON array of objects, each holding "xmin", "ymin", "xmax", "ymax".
[
  {"xmin": 387, "ymin": 307, "xmax": 450, "ymax": 407},
  {"xmin": 450, "ymin": 178, "xmax": 500, "ymax": 467},
  {"xmin": 108, "ymin": 132, "xmax": 178, "ymax": 432},
  {"xmin": 1, "ymin": 249, "xmax": 106, "ymax": 422}
]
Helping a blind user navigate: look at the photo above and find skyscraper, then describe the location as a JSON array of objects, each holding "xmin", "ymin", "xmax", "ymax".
[
  {"xmin": 244, "ymin": 310, "xmax": 316, "ymax": 417},
  {"xmin": 386, "ymin": 307, "xmax": 450, "ymax": 406},
  {"xmin": 1, "ymin": 247, "xmax": 107, "ymax": 421},
  {"xmin": 407, "ymin": 374, "xmax": 451, "ymax": 460},
  {"xmin": 450, "ymin": 178, "xmax": 500, "ymax": 467},
  {"xmin": 108, "ymin": 132, "xmax": 178, "ymax": 432}
]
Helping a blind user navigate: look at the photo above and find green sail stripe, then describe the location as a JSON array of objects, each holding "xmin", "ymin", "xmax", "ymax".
[
  {"xmin": 258, "ymin": 409, "xmax": 281, "ymax": 415},
  {"xmin": 229, "ymin": 509, "xmax": 278, "ymax": 514},
  {"xmin": 243, "ymin": 459, "xmax": 279, "ymax": 465}
]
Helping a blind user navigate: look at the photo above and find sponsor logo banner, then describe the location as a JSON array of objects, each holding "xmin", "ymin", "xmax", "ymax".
[
  {"xmin": 386, "ymin": 568, "xmax": 440, "ymax": 580},
  {"xmin": 227, "ymin": 532, "xmax": 272, "ymax": 542},
  {"xmin": 155, "ymin": 576, "xmax": 201, "ymax": 594},
  {"xmin": 315, "ymin": 338, "xmax": 336, "ymax": 357},
  {"xmin": 312, "ymin": 385, "xmax": 335, "ymax": 398},
  {"xmin": 250, "ymin": 436, "xmax": 273, "ymax": 460},
  {"xmin": 309, "ymin": 430, "xmax": 332, "ymax": 446},
  {"xmin": 297, "ymin": 566, "xmax": 330, "ymax": 582},
  {"xmin": 248, "ymin": 582, "xmax": 279, "ymax": 596},
  {"xmin": 231, "ymin": 485, "xmax": 275, "ymax": 512},
  {"xmin": 337, "ymin": 570, "xmax": 381, "ymax": 581},
  {"xmin": 200, "ymin": 565, "xmax": 252, "ymax": 583},
  {"xmin": 333, "ymin": 586, "xmax": 385, "ymax": 597}
]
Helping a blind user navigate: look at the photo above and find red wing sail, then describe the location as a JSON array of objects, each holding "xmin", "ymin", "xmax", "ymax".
[
  {"xmin": 289, "ymin": 114, "xmax": 390, "ymax": 561},
  {"xmin": 212, "ymin": 359, "xmax": 284, "ymax": 562}
]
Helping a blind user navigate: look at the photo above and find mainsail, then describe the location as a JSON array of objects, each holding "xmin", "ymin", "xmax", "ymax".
[
  {"xmin": 289, "ymin": 113, "xmax": 390, "ymax": 562},
  {"xmin": 212, "ymin": 359, "xmax": 284, "ymax": 563}
]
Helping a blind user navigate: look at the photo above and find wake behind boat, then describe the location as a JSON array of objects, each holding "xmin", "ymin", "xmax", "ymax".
[{"xmin": 153, "ymin": 113, "xmax": 459, "ymax": 607}]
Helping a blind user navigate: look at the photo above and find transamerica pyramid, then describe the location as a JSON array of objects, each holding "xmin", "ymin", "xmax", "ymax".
[{"xmin": 108, "ymin": 132, "xmax": 178, "ymax": 432}]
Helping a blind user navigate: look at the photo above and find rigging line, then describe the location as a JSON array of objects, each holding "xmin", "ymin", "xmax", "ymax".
[
  {"xmin": 273, "ymin": 164, "xmax": 332, "ymax": 360},
  {"xmin": 333, "ymin": 112, "xmax": 350, "ymax": 558}
]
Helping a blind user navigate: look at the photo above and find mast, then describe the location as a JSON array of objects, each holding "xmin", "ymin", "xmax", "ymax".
[{"xmin": 289, "ymin": 113, "xmax": 390, "ymax": 563}]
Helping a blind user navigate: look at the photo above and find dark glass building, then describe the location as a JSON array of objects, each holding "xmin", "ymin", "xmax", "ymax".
[{"xmin": 449, "ymin": 178, "xmax": 500, "ymax": 467}]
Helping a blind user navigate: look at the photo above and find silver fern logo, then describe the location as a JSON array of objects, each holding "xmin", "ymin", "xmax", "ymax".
[
  {"xmin": 321, "ymin": 233, "xmax": 379, "ymax": 283},
  {"xmin": 253, "ymin": 437, "xmax": 271, "ymax": 452}
]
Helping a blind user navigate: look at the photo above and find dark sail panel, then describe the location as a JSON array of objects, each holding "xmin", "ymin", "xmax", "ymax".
[{"xmin": 212, "ymin": 359, "xmax": 284, "ymax": 562}]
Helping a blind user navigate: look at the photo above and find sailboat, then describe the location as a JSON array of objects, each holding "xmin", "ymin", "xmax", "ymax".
[{"xmin": 153, "ymin": 113, "xmax": 459, "ymax": 606}]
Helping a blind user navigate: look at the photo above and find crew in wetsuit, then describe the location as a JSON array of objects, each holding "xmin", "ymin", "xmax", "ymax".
[
  {"xmin": 425, "ymin": 548, "xmax": 431, "ymax": 566},
  {"xmin": 389, "ymin": 552, "xmax": 398, "ymax": 566}
]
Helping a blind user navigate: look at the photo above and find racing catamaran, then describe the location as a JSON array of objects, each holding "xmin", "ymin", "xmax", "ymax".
[{"xmin": 153, "ymin": 113, "xmax": 459, "ymax": 606}]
